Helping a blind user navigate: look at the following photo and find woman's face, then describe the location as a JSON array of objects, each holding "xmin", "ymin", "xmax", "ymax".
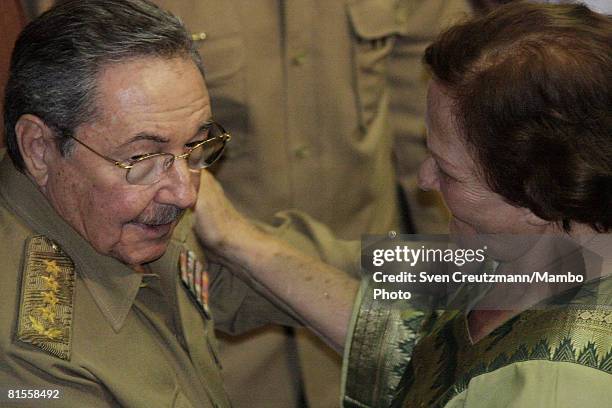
[{"xmin": 418, "ymin": 81, "xmax": 551, "ymax": 236}]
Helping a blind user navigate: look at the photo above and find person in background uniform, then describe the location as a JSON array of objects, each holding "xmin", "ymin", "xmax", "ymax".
[
  {"xmin": 0, "ymin": 1, "xmax": 356, "ymax": 406},
  {"xmin": 388, "ymin": 1, "xmax": 469, "ymax": 235},
  {"xmin": 192, "ymin": 2, "xmax": 612, "ymax": 407}
]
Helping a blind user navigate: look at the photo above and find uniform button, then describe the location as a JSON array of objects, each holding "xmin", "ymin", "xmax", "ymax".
[
  {"xmin": 294, "ymin": 146, "xmax": 311, "ymax": 159},
  {"xmin": 291, "ymin": 51, "xmax": 308, "ymax": 66},
  {"xmin": 191, "ymin": 32, "xmax": 207, "ymax": 41}
]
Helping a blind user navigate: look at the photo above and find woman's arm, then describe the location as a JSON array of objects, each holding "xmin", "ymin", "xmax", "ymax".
[{"xmin": 193, "ymin": 170, "xmax": 359, "ymax": 352}]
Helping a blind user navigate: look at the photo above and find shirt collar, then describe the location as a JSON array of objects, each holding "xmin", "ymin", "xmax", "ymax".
[{"xmin": 0, "ymin": 154, "xmax": 149, "ymax": 332}]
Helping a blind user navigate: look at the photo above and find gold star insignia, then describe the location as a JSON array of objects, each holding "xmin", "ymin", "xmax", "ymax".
[
  {"xmin": 41, "ymin": 275, "xmax": 59, "ymax": 292},
  {"xmin": 37, "ymin": 306, "xmax": 56, "ymax": 323},
  {"xmin": 42, "ymin": 291, "xmax": 59, "ymax": 307},
  {"xmin": 43, "ymin": 260, "xmax": 61, "ymax": 276}
]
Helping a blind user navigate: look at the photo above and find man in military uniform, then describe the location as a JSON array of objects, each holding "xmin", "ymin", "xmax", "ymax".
[
  {"xmin": 16, "ymin": 0, "xmax": 471, "ymax": 405},
  {"xmin": 0, "ymin": 1, "xmax": 332, "ymax": 406}
]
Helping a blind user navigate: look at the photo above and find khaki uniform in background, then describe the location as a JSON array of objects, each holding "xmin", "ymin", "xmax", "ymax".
[
  {"xmin": 17, "ymin": 1, "xmax": 469, "ymax": 406},
  {"xmin": 389, "ymin": 1, "xmax": 470, "ymax": 234}
]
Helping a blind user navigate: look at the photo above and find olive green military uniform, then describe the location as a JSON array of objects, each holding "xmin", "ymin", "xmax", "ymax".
[{"xmin": 0, "ymin": 154, "xmax": 302, "ymax": 407}]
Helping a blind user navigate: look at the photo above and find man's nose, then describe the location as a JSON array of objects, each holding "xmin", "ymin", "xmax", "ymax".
[
  {"xmin": 157, "ymin": 158, "xmax": 199, "ymax": 209},
  {"xmin": 417, "ymin": 156, "xmax": 440, "ymax": 192}
]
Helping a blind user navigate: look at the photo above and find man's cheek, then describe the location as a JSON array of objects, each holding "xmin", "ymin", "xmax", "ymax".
[{"xmin": 192, "ymin": 173, "xmax": 201, "ymax": 197}]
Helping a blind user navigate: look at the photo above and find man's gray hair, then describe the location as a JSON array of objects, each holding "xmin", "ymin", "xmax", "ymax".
[{"xmin": 4, "ymin": 0, "xmax": 204, "ymax": 171}]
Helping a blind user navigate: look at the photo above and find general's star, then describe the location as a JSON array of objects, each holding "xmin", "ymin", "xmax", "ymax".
[{"xmin": 43, "ymin": 260, "xmax": 61, "ymax": 276}]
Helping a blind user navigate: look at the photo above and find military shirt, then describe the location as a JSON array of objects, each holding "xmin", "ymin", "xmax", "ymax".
[{"xmin": 0, "ymin": 154, "xmax": 299, "ymax": 407}]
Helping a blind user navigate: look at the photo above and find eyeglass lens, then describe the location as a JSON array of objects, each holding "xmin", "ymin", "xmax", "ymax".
[
  {"xmin": 125, "ymin": 124, "xmax": 229, "ymax": 185},
  {"xmin": 187, "ymin": 137, "xmax": 226, "ymax": 168}
]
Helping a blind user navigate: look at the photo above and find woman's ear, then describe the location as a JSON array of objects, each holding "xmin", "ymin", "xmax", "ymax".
[
  {"xmin": 522, "ymin": 206, "xmax": 550, "ymax": 227},
  {"xmin": 14, "ymin": 114, "xmax": 57, "ymax": 187}
]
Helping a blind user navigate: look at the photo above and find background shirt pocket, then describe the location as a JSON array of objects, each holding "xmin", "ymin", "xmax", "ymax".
[
  {"xmin": 161, "ymin": 0, "xmax": 249, "ymax": 160},
  {"xmin": 347, "ymin": 0, "xmax": 408, "ymax": 129}
]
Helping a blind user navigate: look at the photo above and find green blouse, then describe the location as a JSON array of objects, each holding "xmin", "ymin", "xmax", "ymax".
[{"xmin": 342, "ymin": 274, "xmax": 611, "ymax": 407}]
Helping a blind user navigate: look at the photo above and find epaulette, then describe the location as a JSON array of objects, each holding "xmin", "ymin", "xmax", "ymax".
[{"xmin": 16, "ymin": 236, "xmax": 76, "ymax": 360}]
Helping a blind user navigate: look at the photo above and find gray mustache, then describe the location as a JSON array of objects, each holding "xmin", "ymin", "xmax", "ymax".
[{"xmin": 134, "ymin": 205, "xmax": 184, "ymax": 226}]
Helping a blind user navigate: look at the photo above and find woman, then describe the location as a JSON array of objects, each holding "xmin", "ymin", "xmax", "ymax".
[{"xmin": 194, "ymin": 2, "xmax": 610, "ymax": 407}]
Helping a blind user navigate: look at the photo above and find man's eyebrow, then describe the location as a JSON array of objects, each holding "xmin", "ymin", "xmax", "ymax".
[
  {"xmin": 119, "ymin": 133, "xmax": 169, "ymax": 147},
  {"xmin": 118, "ymin": 119, "xmax": 214, "ymax": 147}
]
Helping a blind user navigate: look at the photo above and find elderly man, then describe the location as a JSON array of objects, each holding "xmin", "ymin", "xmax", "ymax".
[{"xmin": 0, "ymin": 1, "xmax": 332, "ymax": 406}]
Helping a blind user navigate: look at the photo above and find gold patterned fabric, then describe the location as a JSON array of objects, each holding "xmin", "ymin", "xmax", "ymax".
[
  {"xmin": 342, "ymin": 280, "xmax": 429, "ymax": 408},
  {"xmin": 399, "ymin": 305, "xmax": 612, "ymax": 407},
  {"xmin": 342, "ymin": 273, "xmax": 612, "ymax": 408},
  {"xmin": 17, "ymin": 236, "xmax": 76, "ymax": 360}
]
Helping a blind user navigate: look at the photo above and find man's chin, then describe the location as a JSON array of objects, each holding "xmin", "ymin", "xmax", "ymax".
[
  {"xmin": 111, "ymin": 221, "xmax": 180, "ymax": 265},
  {"xmin": 114, "ymin": 241, "xmax": 170, "ymax": 266},
  {"xmin": 116, "ymin": 233, "xmax": 176, "ymax": 266}
]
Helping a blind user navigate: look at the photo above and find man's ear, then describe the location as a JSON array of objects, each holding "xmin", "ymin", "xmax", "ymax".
[{"xmin": 15, "ymin": 114, "xmax": 57, "ymax": 187}]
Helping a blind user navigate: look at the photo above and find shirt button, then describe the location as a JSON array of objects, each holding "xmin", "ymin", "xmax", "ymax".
[
  {"xmin": 191, "ymin": 32, "xmax": 207, "ymax": 41},
  {"xmin": 294, "ymin": 146, "xmax": 311, "ymax": 159},
  {"xmin": 291, "ymin": 51, "xmax": 308, "ymax": 66}
]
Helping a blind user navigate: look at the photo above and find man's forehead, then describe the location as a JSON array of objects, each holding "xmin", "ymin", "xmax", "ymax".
[
  {"xmin": 88, "ymin": 56, "xmax": 211, "ymax": 142},
  {"xmin": 95, "ymin": 56, "xmax": 208, "ymax": 105}
]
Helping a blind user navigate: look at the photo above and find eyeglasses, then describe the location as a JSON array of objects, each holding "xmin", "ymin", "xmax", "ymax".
[{"xmin": 68, "ymin": 121, "xmax": 231, "ymax": 185}]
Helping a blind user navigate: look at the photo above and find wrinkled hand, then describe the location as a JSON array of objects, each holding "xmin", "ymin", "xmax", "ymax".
[
  {"xmin": 193, "ymin": 170, "xmax": 280, "ymax": 284},
  {"xmin": 193, "ymin": 170, "xmax": 263, "ymax": 258},
  {"xmin": 193, "ymin": 173, "xmax": 357, "ymax": 351}
]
